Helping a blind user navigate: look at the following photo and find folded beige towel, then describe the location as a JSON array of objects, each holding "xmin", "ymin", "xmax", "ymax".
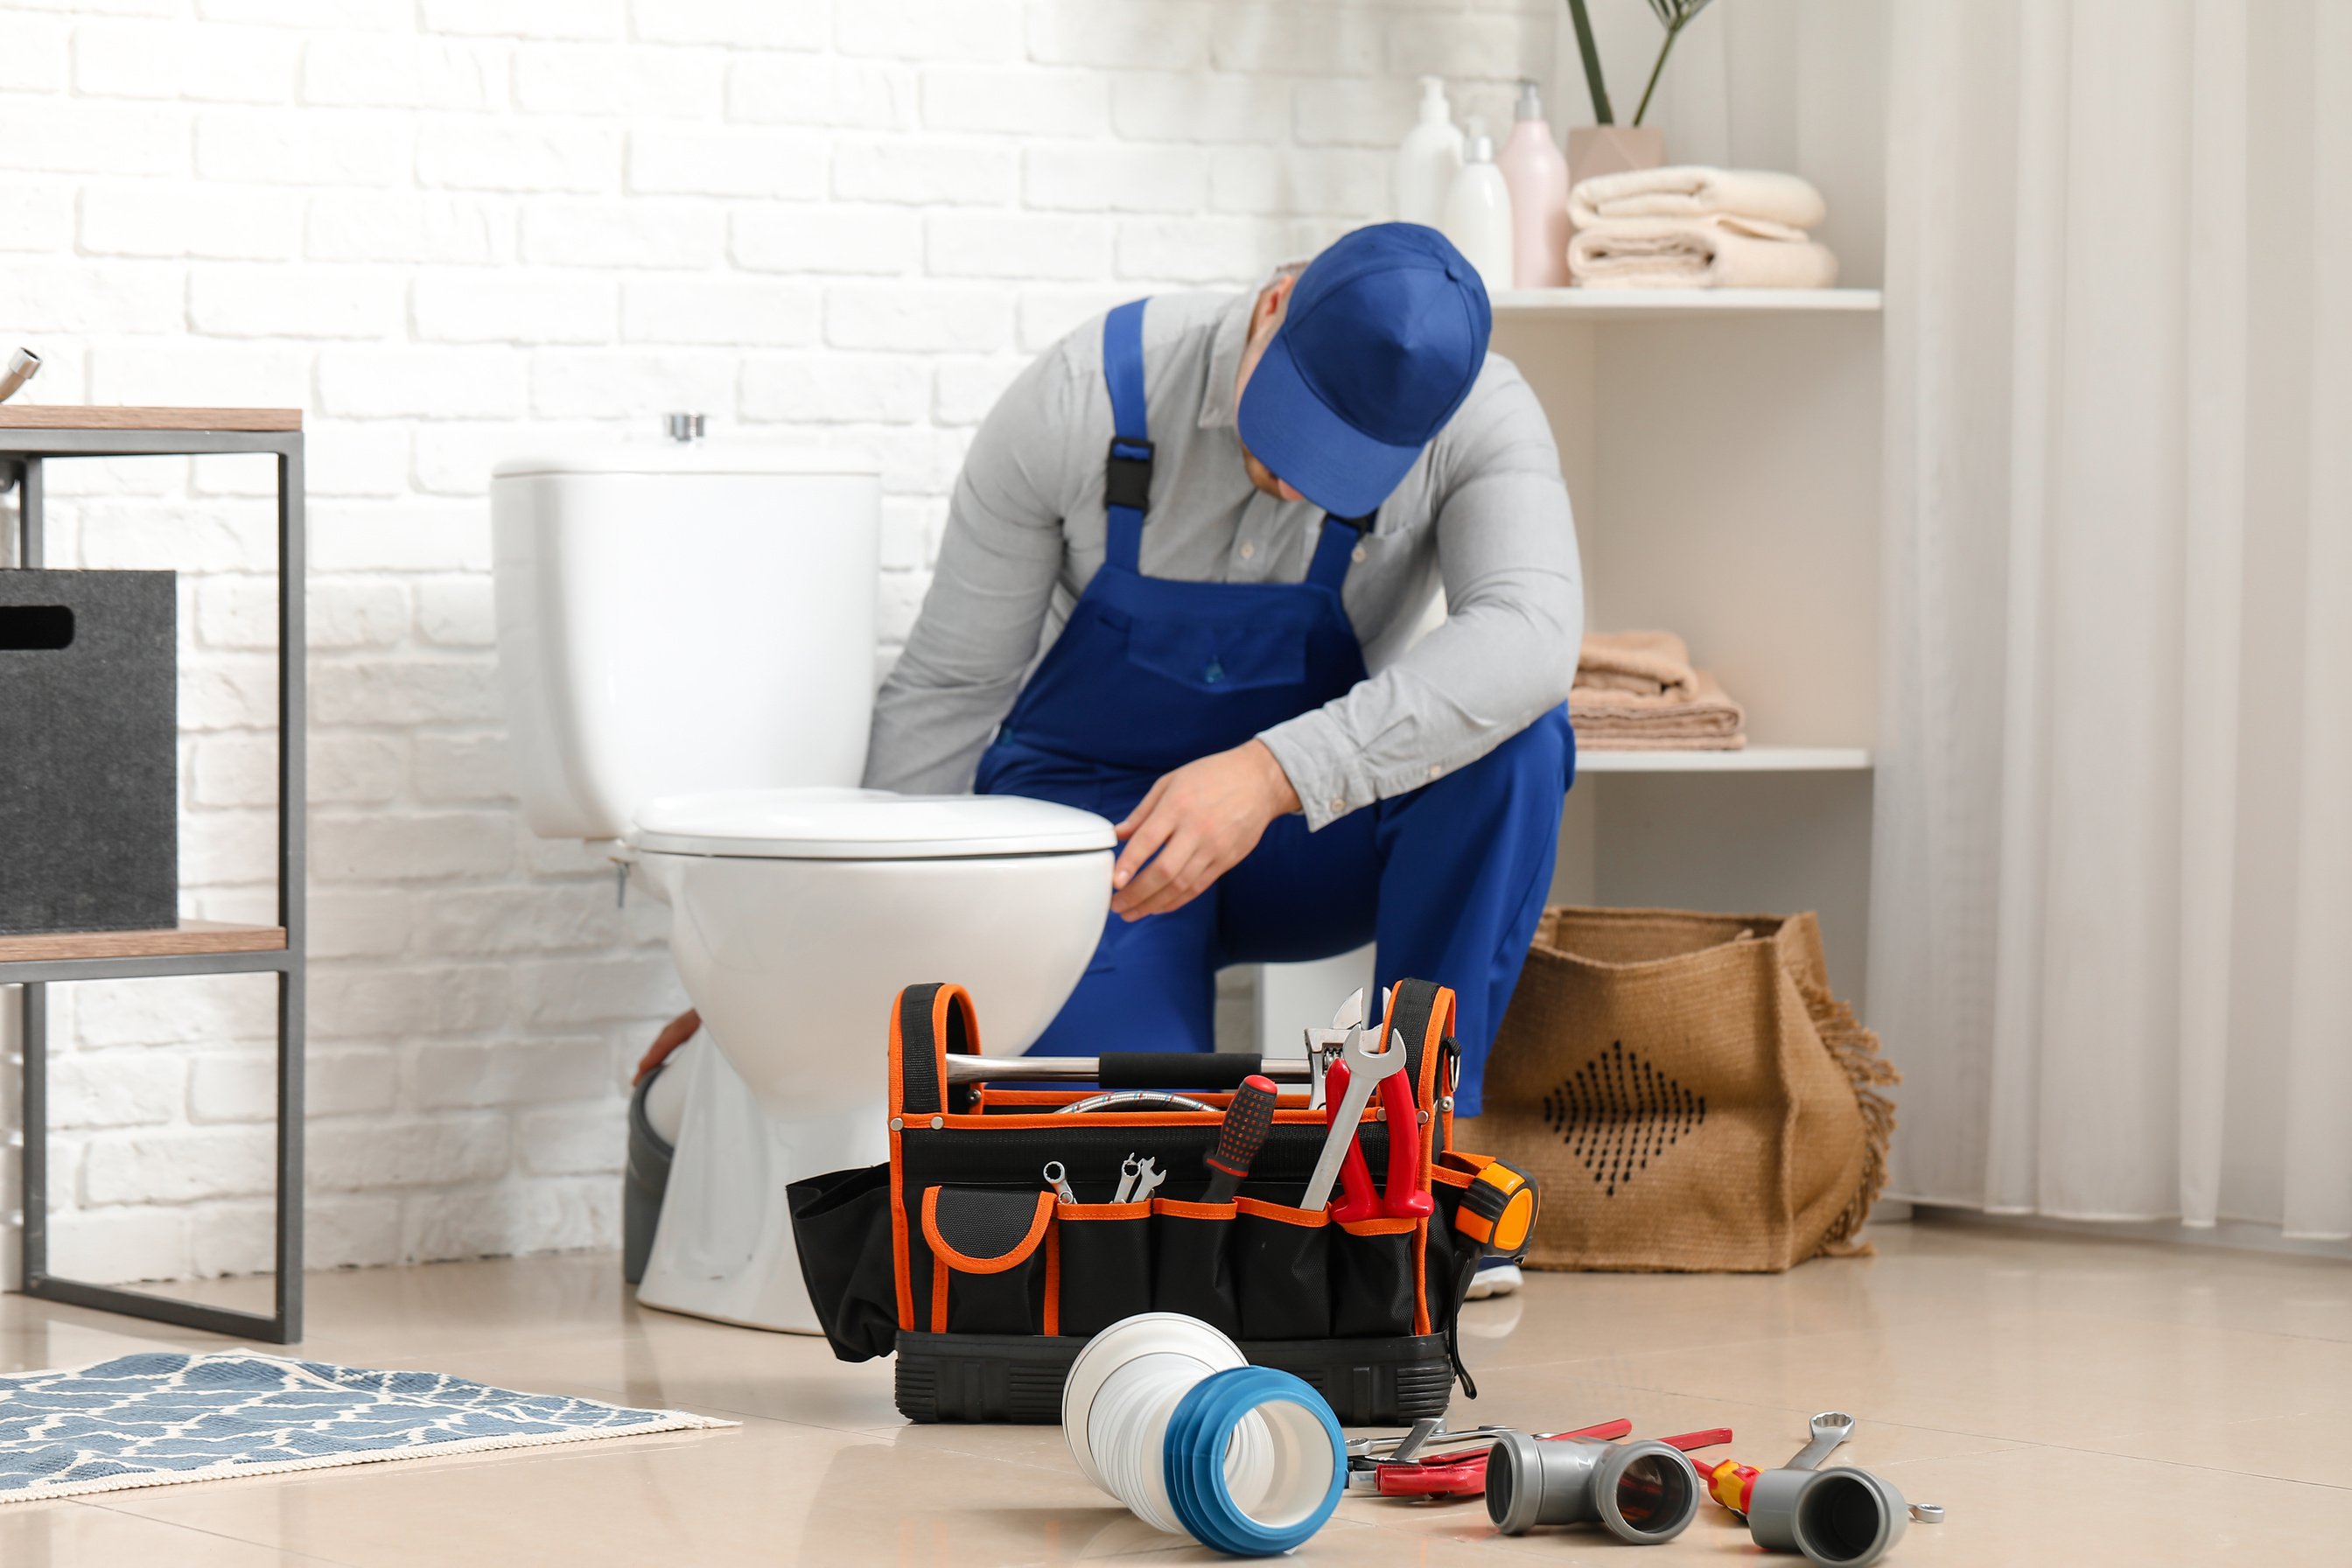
[
  {"xmin": 1576, "ymin": 630, "xmax": 1697, "ymax": 700},
  {"xmin": 1568, "ymin": 217, "xmax": 1839, "ymax": 290},
  {"xmin": 1569, "ymin": 165, "xmax": 1828, "ymax": 231},
  {"xmin": 1570, "ymin": 668, "xmax": 1747, "ymax": 750}
]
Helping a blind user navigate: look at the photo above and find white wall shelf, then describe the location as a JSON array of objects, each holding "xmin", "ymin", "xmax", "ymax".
[
  {"xmin": 1577, "ymin": 746, "xmax": 1873, "ymax": 774},
  {"xmin": 1493, "ymin": 273, "xmax": 1886, "ymax": 1004},
  {"xmin": 1492, "ymin": 288, "xmax": 1882, "ymax": 320}
]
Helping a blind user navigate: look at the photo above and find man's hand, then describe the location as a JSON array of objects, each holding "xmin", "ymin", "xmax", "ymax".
[{"xmin": 1110, "ymin": 740, "xmax": 1302, "ymax": 920}]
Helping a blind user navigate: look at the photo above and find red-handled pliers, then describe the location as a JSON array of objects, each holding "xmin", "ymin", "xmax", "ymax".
[
  {"xmin": 1325, "ymin": 1054, "xmax": 1435, "ymax": 1223},
  {"xmin": 1375, "ymin": 1423, "xmax": 1735, "ymax": 1500}
]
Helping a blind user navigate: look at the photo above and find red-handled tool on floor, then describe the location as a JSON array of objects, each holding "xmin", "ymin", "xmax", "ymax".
[
  {"xmin": 1375, "ymin": 1423, "xmax": 1733, "ymax": 1500},
  {"xmin": 1371, "ymin": 1419, "xmax": 1628, "ymax": 1497}
]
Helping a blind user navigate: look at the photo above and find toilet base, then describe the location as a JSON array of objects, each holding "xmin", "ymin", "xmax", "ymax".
[{"xmin": 635, "ymin": 1032, "xmax": 888, "ymax": 1334}]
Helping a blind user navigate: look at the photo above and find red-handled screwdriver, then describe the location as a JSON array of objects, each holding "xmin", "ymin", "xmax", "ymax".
[{"xmin": 1202, "ymin": 1074, "xmax": 1278, "ymax": 1202}]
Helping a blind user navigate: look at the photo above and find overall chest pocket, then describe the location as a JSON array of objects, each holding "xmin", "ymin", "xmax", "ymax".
[{"xmin": 1126, "ymin": 620, "xmax": 1308, "ymax": 694}]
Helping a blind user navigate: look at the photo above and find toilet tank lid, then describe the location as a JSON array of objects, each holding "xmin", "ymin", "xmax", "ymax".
[
  {"xmin": 493, "ymin": 445, "xmax": 880, "ymax": 480},
  {"xmin": 629, "ymin": 788, "xmax": 1117, "ymax": 860}
]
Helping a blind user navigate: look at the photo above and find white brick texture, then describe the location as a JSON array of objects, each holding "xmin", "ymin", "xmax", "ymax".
[{"xmin": 0, "ymin": 0, "xmax": 1552, "ymax": 1292}]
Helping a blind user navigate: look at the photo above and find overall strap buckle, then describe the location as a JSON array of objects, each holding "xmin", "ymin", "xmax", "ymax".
[{"xmin": 1105, "ymin": 437, "xmax": 1155, "ymax": 514}]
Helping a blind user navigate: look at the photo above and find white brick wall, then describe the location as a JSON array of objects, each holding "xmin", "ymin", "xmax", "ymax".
[{"xmin": 1, "ymin": 0, "xmax": 1552, "ymax": 1290}]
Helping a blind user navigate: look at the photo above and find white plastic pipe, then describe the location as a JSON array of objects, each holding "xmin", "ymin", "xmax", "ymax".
[{"xmin": 1062, "ymin": 1313, "xmax": 1343, "ymax": 1557}]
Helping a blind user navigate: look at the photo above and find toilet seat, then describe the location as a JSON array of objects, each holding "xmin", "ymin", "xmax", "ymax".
[{"xmin": 631, "ymin": 787, "xmax": 1116, "ymax": 860}]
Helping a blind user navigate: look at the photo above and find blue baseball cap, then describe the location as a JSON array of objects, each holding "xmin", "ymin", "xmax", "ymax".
[{"xmin": 1236, "ymin": 223, "xmax": 1492, "ymax": 519}]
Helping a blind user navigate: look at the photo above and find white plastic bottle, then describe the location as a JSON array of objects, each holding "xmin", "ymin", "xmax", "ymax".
[
  {"xmin": 1392, "ymin": 75, "xmax": 1464, "ymax": 228},
  {"xmin": 1441, "ymin": 120, "xmax": 1515, "ymax": 296},
  {"xmin": 1497, "ymin": 80, "xmax": 1571, "ymax": 289}
]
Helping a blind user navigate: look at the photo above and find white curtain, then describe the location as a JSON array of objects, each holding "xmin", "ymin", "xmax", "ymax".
[{"xmin": 1873, "ymin": 0, "xmax": 2352, "ymax": 1235}]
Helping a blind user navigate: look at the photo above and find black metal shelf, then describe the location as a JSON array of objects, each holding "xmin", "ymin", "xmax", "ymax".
[{"xmin": 3, "ymin": 415, "xmax": 304, "ymax": 1345}]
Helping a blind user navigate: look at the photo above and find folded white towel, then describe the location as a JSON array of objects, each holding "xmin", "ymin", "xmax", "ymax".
[
  {"xmin": 1568, "ymin": 217, "xmax": 1840, "ymax": 290},
  {"xmin": 1569, "ymin": 165, "xmax": 1827, "ymax": 232}
]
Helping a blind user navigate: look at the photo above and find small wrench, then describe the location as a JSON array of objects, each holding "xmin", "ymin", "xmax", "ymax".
[
  {"xmin": 1043, "ymin": 1161, "xmax": 1077, "ymax": 1205},
  {"xmin": 1129, "ymin": 1157, "xmax": 1166, "ymax": 1202},
  {"xmin": 1112, "ymin": 1155, "xmax": 1142, "ymax": 1203}
]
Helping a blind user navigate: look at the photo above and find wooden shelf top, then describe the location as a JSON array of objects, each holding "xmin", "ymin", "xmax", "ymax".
[
  {"xmin": 1492, "ymin": 288, "xmax": 1882, "ymax": 321},
  {"xmin": 1578, "ymin": 746, "xmax": 1873, "ymax": 774},
  {"xmin": 0, "ymin": 920, "xmax": 289, "ymax": 964},
  {"xmin": 0, "ymin": 405, "xmax": 303, "ymax": 432}
]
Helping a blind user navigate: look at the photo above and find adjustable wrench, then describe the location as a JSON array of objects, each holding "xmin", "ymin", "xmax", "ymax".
[{"xmin": 1302, "ymin": 987, "xmax": 1364, "ymax": 1111}]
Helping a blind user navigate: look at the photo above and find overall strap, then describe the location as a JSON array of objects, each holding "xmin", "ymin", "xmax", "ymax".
[
  {"xmin": 1304, "ymin": 512, "xmax": 1370, "ymax": 593},
  {"xmin": 1101, "ymin": 299, "xmax": 1154, "ymax": 573}
]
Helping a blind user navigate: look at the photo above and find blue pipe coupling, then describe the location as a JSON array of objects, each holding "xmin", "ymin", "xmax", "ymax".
[{"xmin": 1062, "ymin": 1313, "xmax": 1345, "ymax": 1558}]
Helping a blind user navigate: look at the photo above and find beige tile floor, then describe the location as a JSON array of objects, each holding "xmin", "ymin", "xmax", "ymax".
[{"xmin": 5, "ymin": 1215, "xmax": 2350, "ymax": 1564}]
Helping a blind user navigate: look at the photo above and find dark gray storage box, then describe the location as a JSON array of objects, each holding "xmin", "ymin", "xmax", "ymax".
[{"xmin": 0, "ymin": 568, "xmax": 179, "ymax": 934}]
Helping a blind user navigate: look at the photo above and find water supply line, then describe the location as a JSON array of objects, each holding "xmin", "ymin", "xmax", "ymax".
[
  {"xmin": 0, "ymin": 348, "xmax": 39, "ymax": 405},
  {"xmin": 1, "ymin": 348, "xmax": 37, "ymax": 496}
]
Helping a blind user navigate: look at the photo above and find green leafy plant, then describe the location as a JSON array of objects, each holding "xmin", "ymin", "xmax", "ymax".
[
  {"xmin": 1566, "ymin": 0, "xmax": 1614, "ymax": 124},
  {"xmin": 1564, "ymin": 0, "xmax": 1723, "ymax": 128},
  {"xmin": 1634, "ymin": 0, "xmax": 1718, "ymax": 125}
]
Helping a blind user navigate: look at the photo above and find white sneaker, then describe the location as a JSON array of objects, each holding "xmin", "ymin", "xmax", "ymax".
[{"xmin": 1464, "ymin": 1261, "xmax": 1522, "ymax": 1300}]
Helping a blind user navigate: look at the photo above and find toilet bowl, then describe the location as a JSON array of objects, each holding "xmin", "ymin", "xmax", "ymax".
[
  {"xmin": 625, "ymin": 788, "xmax": 1110, "ymax": 1330},
  {"xmin": 492, "ymin": 440, "xmax": 1114, "ymax": 1334}
]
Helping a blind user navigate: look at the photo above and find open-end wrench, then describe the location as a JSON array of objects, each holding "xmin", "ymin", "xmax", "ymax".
[
  {"xmin": 1301, "ymin": 1026, "xmax": 1408, "ymax": 1212},
  {"xmin": 1128, "ymin": 1157, "xmax": 1166, "ymax": 1202}
]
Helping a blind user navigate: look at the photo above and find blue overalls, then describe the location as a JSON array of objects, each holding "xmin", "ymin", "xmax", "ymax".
[{"xmin": 974, "ymin": 300, "xmax": 1573, "ymax": 1116}]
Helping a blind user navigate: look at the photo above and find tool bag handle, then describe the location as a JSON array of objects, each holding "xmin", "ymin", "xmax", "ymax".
[
  {"xmin": 1382, "ymin": 976, "xmax": 1453, "ymax": 1123},
  {"xmin": 1094, "ymin": 1054, "xmax": 1284, "ymax": 1090},
  {"xmin": 892, "ymin": 981, "xmax": 981, "ymax": 1121}
]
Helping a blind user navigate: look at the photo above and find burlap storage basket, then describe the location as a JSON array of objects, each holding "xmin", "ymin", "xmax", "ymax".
[{"xmin": 1461, "ymin": 907, "xmax": 1896, "ymax": 1272}]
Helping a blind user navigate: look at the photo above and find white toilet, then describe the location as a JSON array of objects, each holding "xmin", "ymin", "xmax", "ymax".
[{"xmin": 491, "ymin": 441, "xmax": 1115, "ymax": 1333}]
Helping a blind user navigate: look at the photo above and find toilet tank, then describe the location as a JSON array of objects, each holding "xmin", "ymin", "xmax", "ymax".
[{"xmin": 492, "ymin": 445, "xmax": 881, "ymax": 841}]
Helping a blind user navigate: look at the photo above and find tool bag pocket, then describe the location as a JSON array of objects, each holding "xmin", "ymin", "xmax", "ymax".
[
  {"xmin": 1055, "ymin": 1200, "xmax": 1153, "ymax": 1338},
  {"xmin": 787, "ymin": 1162, "xmax": 900, "ymax": 1362},
  {"xmin": 1232, "ymin": 1198, "xmax": 1334, "ymax": 1340},
  {"xmin": 1332, "ymin": 1216, "xmax": 1420, "ymax": 1339},
  {"xmin": 916, "ymin": 1186, "xmax": 1059, "ymax": 1337},
  {"xmin": 1151, "ymin": 1197, "xmax": 1241, "ymax": 1335}
]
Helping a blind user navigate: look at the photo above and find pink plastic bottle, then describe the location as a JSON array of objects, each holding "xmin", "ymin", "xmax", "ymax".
[{"xmin": 1497, "ymin": 80, "xmax": 1570, "ymax": 289}]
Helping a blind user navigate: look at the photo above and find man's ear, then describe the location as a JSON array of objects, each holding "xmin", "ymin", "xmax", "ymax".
[{"xmin": 1255, "ymin": 273, "xmax": 1298, "ymax": 332}]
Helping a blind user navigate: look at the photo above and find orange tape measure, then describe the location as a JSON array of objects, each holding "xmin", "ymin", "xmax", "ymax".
[{"xmin": 1453, "ymin": 1161, "xmax": 1538, "ymax": 1256}]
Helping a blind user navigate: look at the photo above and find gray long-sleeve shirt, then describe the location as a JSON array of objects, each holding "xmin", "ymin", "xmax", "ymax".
[{"xmin": 864, "ymin": 288, "xmax": 1583, "ymax": 831}]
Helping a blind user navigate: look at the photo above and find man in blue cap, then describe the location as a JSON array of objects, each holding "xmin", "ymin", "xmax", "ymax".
[{"xmin": 867, "ymin": 223, "xmax": 1580, "ymax": 1147}]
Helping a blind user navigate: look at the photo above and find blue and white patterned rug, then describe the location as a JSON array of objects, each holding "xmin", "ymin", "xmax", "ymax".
[{"xmin": 0, "ymin": 1351, "xmax": 733, "ymax": 1503}]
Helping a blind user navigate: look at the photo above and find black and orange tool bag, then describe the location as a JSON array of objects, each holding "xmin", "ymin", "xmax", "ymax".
[{"xmin": 788, "ymin": 976, "xmax": 1513, "ymax": 1424}]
